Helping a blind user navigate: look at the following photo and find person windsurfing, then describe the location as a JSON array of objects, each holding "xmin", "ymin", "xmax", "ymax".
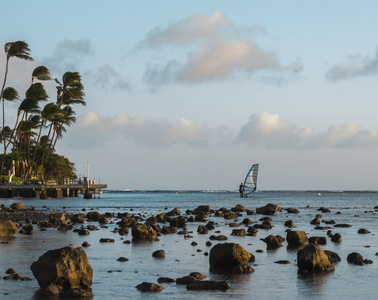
[{"xmin": 239, "ymin": 183, "xmax": 245, "ymax": 197}]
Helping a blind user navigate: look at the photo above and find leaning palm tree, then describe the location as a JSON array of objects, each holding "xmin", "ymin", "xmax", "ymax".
[
  {"xmin": 56, "ymin": 71, "xmax": 85, "ymax": 108},
  {"xmin": 0, "ymin": 41, "xmax": 33, "ymax": 170},
  {"xmin": 31, "ymin": 66, "xmax": 52, "ymax": 84},
  {"xmin": 0, "ymin": 87, "xmax": 19, "ymax": 169}
]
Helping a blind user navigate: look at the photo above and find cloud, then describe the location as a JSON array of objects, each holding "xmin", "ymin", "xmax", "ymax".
[
  {"xmin": 237, "ymin": 112, "xmax": 378, "ymax": 149},
  {"xmin": 70, "ymin": 111, "xmax": 211, "ymax": 148},
  {"xmin": 326, "ymin": 48, "xmax": 378, "ymax": 81},
  {"xmin": 42, "ymin": 39, "xmax": 94, "ymax": 73},
  {"xmin": 141, "ymin": 12, "xmax": 302, "ymax": 86},
  {"xmin": 86, "ymin": 64, "xmax": 131, "ymax": 90}
]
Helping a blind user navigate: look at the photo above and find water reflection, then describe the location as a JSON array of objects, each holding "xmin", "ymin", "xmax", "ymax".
[{"xmin": 297, "ymin": 271, "xmax": 333, "ymax": 297}]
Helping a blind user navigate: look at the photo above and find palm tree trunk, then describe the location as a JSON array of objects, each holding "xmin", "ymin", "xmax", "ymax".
[{"xmin": 1, "ymin": 58, "xmax": 10, "ymax": 170}]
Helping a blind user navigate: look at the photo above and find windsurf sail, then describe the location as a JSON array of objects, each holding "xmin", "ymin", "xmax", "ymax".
[{"xmin": 243, "ymin": 164, "xmax": 259, "ymax": 195}]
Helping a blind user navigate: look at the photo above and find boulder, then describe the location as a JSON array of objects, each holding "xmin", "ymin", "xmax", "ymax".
[
  {"xmin": 19, "ymin": 223, "xmax": 33, "ymax": 235},
  {"xmin": 358, "ymin": 228, "xmax": 371, "ymax": 234},
  {"xmin": 136, "ymin": 282, "xmax": 164, "ymax": 292},
  {"xmin": 0, "ymin": 220, "xmax": 18, "ymax": 237},
  {"xmin": 324, "ymin": 250, "xmax": 341, "ymax": 263},
  {"xmin": 209, "ymin": 243, "xmax": 251, "ymax": 271},
  {"xmin": 297, "ymin": 243, "xmax": 335, "ymax": 272},
  {"xmin": 347, "ymin": 252, "xmax": 364, "ymax": 265},
  {"xmin": 232, "ymin": 204, "xmax": 246, "ymax": 212},
  {"xmin": 11, "ymin": 202, "xmax": 25, "ymax": 211},
  {"xmin": 152, "ymin": 250, "xmax": 165, "ymax": 258},
  {"xmin": 49, "ymin": 213, "xmax": 66, "ymax": 226},
  {"xmin": 231, "ymin": 229, "xmax": 247, "ymax": 236},
  {"xmin": 30, "ymin": 246, "xmax": 93, "ymax": 295},
  {"xmin": 331, "ymin": 233, "xmax": 342, "ymax": 243},
  {"xmin": 284, "ymin": 220, "xmax": 294, "ymax": 228},
  {"xmin": 118, "ymin": 226, "xmax": 129, "ymax": 235},
  {"xmin": 86, "ymin": 211, "xmax": 102, "ymax": 221},
  {"xmin": 197, "ymin": 225, "xmax": 209, "ymax": 234},
  {"xmin": 286, "ymin": 208, "xmax": 299, "ymax": 214},
  {"xmin": 71, "ymin": 214, "xmax": 85, "ymax": 224},
  {"xmin": 286, "ymin": 230, "xmax": 308, "ymax": 246},
  {"xmin": 196, "ymin": 205, "xmax": 211, "ymax": 213},
  {"xmin": 308, "ymin": 236, "xmax": 327, "ymax": 245},
  {"xmin": 263, "ymin": 235, "xmax": 283, "ymax": 250},
  {"xmin": 232, "ymin": 264, "xmax": 255, "ymax": 274},
  {"xmin": 256, "ymin": 203, "xmax": 281, "ymax": 215},
  {"xmin": 132, "ymin": 224, "xmax": 157, "ymax": 240}
]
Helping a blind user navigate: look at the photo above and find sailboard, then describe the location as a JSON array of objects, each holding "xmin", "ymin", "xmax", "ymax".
[{"xmin": 243, "ymin": 164, "xmax": 259, "ymax": 195}]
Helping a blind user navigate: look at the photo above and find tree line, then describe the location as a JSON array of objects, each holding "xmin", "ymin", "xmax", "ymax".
[{"xmin": 0, "ymin": 41, "xmax": 85, "ymax": 183}]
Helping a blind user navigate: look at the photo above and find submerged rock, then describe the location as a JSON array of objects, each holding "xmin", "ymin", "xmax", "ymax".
[
  {"xmin": 256, "ymin": 203, "xmax": 281, "ymax": 215},
  {"xmin": 186, "ymin": 280, "xmax": 231, "ymax": 290},
  {"xmin": 136, "ymin": 282, "xmax": 164, "ymax": 292}
]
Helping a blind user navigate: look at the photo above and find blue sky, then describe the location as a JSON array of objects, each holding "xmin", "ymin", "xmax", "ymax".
[{"xmin": 2, "ymin": 1, "xmax": 378, "ymax": 190}]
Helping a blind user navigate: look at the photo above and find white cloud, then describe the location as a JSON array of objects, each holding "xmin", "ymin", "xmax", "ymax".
[
  {"xmin": 326, "ymin": 48, "xmax": 378, "ymax": 81},
  {"xmin": 72, "ymin": 111, "xmax": 210, "ymax": 148},
  {"xmin": 238, "ymin": 112, "xmax": 378, "ymax": 149},
  {"xmin": 86, "ymin": 64, "xmax": 131, "ymax": 91},
  {"xmin": 141, "ymin": 12, "xmax": 302, "ymax": 86}
]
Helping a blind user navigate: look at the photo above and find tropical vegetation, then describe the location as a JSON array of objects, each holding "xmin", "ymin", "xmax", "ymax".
[{"xmin": 0, "ymin": 40, "xmax": 84, "ymax": 184}]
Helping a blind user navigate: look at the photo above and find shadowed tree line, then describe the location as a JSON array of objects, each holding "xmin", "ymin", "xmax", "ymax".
[{"xmin": 0, "ymin": 41, "xmax": 84, "ymax": 184}]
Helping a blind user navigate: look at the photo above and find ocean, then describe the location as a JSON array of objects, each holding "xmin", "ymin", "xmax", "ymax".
[{"xmin": 0, "ymin": 190, "xmax": 377, "ymax": 299}]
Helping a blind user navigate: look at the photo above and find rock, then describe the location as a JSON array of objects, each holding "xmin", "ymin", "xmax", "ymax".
[
  {"xmin": 136, "ymin": 282, "xmax": 164, "ymax": 292},
  {"xmin": 3, "ymin": 273, "xmax": 21, "ymax": 280},
  {"xmin": 275, "ymin": 260, "xmax": 291, "ymax": 264},
  {"xmin": 78, "ymin": 229, "xmax": 90, "ymax": 236},
  {"xmin": 157, "ymin": 277, "xmax": 176, "ymax": 283},
  {"xmin": 0, "ymin": 220, "xmax": 17, "ymax": 236},
  {"xmin": 167, "ymin": 208, "xmax": 180, "ymax": 216},
  {"xmin": 232, "ymin": 204, "xmax": 246, "ymax": 212},
  {"xmin": 334, "ymin": 223, "xmax": 352, "ymax": 228},
  {"xmin": 99, "ymin": 238, "xmax": 115, "ymax": 243},
  {"xmin": 310, "ymin": 216, "xmax": 321, "ymax": 225},
  {"xmin": 6, "ymin": 268, "xmax": 15, "ymax": 274},
  {"xmin": 308, "ymin": 236, "xmax": 327, "ymax": 245},
  {"xmin": 223, "ymin": 212, "xmax": 238, "ymax": 220},
  {"xmin": 19, "ymin": 223, "xmax": 33, "ymax": 234},
  {"xmin": 170, "ymin": 216, "xmax": 187, "ymax": 228},
  {"xmin": 209, "ymin": 235, "xmax": 228, "ymax": 241},
  {"xmin": 286, "ymin": 230, "xmax": 308, "ymax": 246},
  {"xmin": 86, "ymin": 211, "xmax": 102, "ymax": 221},
  {"xmin": 196, "ymin": 205, "xmax": 211, "ymax": 213},
  {"xmin": 161, "ymin": 226, "xmax": 177, "ymax": 234},
  {"xmin": 118, "ymin": 226, "xmax": 129, "ymax": 235},
  {"xmin": 297, "ymin": 243, "xmax": 335, "ymax": 272},
  {"xmin": 197, "ymin": 225, "xmax": 209, "ymax": 234},
  {"xmin": 284, "ymin": 220, "xmax": 294, "ymax": 228},
  {"xmin": 99, "ymin": 216, "xmax": 108, "ymax": 224},
  {"xmin": 241, "ymin": 218, "xmax": 253, "ymax": 225},
  {"xmin": 331, "ymin": 233, "xmax": 342, "ymax": 243},
  {"xmin": 176, "ymin": 275, "xmax": 198, "ymax": 285},
  {"xmin": 324, "ymin": 250, "xmax": 341, "ymax": 263},
  {"xmin": 30, "ymin": 246, "xmax": 93, "ymax": 294},
  {"xmin": 187, "ymin": 280, "xmax": 231, "ymax": 290},
  {"xmin": 82, "ymin": 242, "xmax": 91, "ymax": 247},
  {"xmin": 256, "ymin": 203, "xmax": 281, "ymax": 215},
  {"xmin": 232, "ymin": 264, "xmax": 255, "ymax": 274},
  {"xmin": 11, "ymin": 203, "xmax": 25, "ymax": 211},
  {"xmin": 286, "ymin": 208, "xmax": 299, "ymax": 214},
  {"xmin": 358, "ymin": 228, "xmax": 371, "ymax": 234},
  {"xmin": 132, "ymin": 225, "xmax": 157, "ymax": 240},
  {"xmin": 152, "ymin": 250, "xmax": 165, "ymax": 258},
  {"xmin": 231, "ymin": 229, "xmax": 247, "ymax": 236},
  {"xmin": 117, "ymin": 257, "xmax": 129, "ymax": 262},
  {"xmin": 247, "ymin": 227, "xmax": 258, "ymax": 236},
  {"xmin": 209, "ymin": 243, "xmax": 251, "ymax": 271},
  {"xmin": 49, "ymin": 213, "xmax": 66, "ymax": 226},
  {"xmin": 347, "ymin": 252, "xmax": 364, "ymax": 265},
  {"xmin": 263, "ymin": 235, "xmax": 283, "ymax": 250}
]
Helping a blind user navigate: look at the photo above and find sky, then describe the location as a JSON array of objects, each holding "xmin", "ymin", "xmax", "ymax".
[{"xmin": 2, "ymin": 0, "xmax": 378, "ymax": 190}]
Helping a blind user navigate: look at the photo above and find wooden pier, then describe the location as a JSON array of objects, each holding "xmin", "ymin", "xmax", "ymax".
[{"xmin": 0, "ymin": 183, "xmax": 107, "ymax": 199}]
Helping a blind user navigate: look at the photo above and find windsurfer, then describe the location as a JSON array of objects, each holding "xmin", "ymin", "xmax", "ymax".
[{"xmin": 239, "ymin": 183, "xmax": 245, "ymax": 197}]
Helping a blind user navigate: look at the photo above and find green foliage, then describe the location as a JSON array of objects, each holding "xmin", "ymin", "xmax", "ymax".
[{"xmin": 43, "ymin": 154, "xmax": 77, "ymax": 181}]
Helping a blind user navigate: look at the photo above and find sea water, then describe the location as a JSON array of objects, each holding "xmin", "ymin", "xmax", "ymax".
[{"xmin": 0, "ymin": 190, "xmax": 377, "ymax": 299}]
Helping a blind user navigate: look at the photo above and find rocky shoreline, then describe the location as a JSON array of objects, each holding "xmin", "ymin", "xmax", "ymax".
[{"xmin": 0, "ymin": 202, "xmax": 377, "ymax": 298}]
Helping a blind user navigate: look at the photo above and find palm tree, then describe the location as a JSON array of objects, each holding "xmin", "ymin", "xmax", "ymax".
[
  {"xmin": 31, "ymin": 66, "xmax": 52, "ymax": 84},
  {"xmin": 0, "ymin": 41, "xmax": 33, "ymax": 170},
  {"xmin": 0, "ymin": 87, "xmax": 19, "ymax": 169},
  {"xmin": 56, "ymin": 72, "xmax": 85, "ymax": 108}
]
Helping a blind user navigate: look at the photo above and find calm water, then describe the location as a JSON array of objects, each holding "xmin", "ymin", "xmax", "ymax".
[{"xmin": 0, "ymin": 190, "xmax": 377, "ymax": 299}]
